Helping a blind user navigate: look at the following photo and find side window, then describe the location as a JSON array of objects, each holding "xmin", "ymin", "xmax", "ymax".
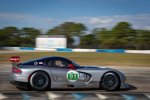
[
  {"xmin": 47, "ymin": 61, "xmax": 52, "ymax": 66},
  {"xmin": 52, "ymin": 59, "xmax": 69, "ymax": 68}
]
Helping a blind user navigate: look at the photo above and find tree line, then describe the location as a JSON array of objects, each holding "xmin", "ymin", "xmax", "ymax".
[
  {"xmin": 0, "ymin": 27, "xmax": 40, "ymax": 47},
  {"xmin": 0, "ymin": 22, "xmax": 150, "ymax": 50}
]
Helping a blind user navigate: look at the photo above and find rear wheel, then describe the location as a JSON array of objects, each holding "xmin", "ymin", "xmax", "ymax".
[
  {"xmin": 101, "ymin": 72, "xmax": 120, "ymax": 91},
  {"xmin": 30, "ymin": 71, "xmax": 50, "ymax": 90}
]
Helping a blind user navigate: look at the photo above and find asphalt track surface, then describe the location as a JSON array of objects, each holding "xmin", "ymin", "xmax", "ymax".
[{"xmin": 0, "ymin": 64, "xmax": 150, "ymax": 100}]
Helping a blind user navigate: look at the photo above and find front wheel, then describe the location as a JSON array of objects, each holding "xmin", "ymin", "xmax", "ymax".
[
  {"xmin": 101, "ymin": 72, "xmax": 120, "ymax": 91},
  {"xmin": 30, "ymin": 71, "xmax": 50, "ymax": 90}
]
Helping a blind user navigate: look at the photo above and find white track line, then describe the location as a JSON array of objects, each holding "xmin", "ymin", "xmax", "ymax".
[
  {"xmin": 0, "ymin": 93, "xmax": 7, "ymax": 99},
  {"xmin": 46, "ymin": 92, "xmax": 61, "ymax": 100},
  {"xmin": 145, "ymin": 94, "xmax": 150, "ymax": 99},
  {"xmin": 96, "ymin": 94, "xmax": 109, "ymax": 100}
]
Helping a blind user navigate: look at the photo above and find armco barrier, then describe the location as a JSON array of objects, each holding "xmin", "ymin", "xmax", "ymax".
[
  {"xmin": 96, "ymin": 49, "xmax": 125, "ymax": 53},
  {"xmin": 72, "ymin": 49, "xmax": 96, "ymax": 52},
  {"xmin": 125, "ymin": 50, "xmax": 150, "ymax": 54},
  {"xmin": 35, "ymin": 48, "xmax": 56, "ymax": 51},
  {"xmin": 20, "ymin": 47, "xmax": 35, "ymax": 50},
  {"xmin": 0, "ymin": 47, "xmax": 20, "ymax": 50},
  {"xmin": 1, "ymin": 47, "xmax": 150, "ymax": 54},
  {"xmin": 56, "ymin": 48, "xmax": 72, "ymax": 52}
]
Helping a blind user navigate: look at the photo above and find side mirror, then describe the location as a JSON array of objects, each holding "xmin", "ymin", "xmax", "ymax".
[{"xmin": 68, "ymin": 64, "xmax": 75, "ymax": 70}]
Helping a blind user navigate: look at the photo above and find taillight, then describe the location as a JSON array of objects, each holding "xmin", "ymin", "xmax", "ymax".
[{"xmin": 12, "ymin": 67, "xmax": 22, "ymax": 74}]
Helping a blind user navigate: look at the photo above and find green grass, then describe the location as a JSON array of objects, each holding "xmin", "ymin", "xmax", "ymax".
[{"xmin": 0, "ymin": 52, "xmax": 150, "ymax": 67}]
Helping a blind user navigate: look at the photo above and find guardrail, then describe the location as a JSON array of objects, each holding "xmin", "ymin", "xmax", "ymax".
[
  {"xmin": 1, "ymin": 47, "xmax": 150, "ymax": 54},
  {"xmin": 125, "ymin": 50, "xmax": 150, "ymax": 54}
]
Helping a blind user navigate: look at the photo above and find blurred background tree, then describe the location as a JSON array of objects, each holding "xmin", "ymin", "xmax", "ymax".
[
  {"xmin": 0, "ymin": 21, "xmax": 150, "ymax": 49},
  {"xmin": 111, "ymin": 22, "xmax": 136, "ymax": 49},
  {"xmin": 0, "ymin": 27, "xmax": 20, "ymax": 46},
  {"xmin": 20, "ymin": 28, "xmax": 41, "ymax": 46},
  {"xmin": 90, "ymin": 22, "xmax": 137, "ymax": 49},
  {"xmin": 134, "ymin": 30, "xmax": 150, "ymax": 50},
  {"xmin": 0, "ymin": 27, "xmax": 41, "ymax": 47},
  {"xmin": 47, "ymin": 22, "xmax": 87, "ymax": 48},
  {"xmin": 80, "ymin": 34, "xmax": 99, "ymax": 49}
]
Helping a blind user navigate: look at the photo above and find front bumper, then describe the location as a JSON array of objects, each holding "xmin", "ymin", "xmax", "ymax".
[{"xmin": 120, "ymin": 83, "xmax": 130, "ymax": 89}]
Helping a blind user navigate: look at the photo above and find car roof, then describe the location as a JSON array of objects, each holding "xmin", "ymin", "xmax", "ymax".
[
  {"xmin": 43, "ymin": 56, "xmax": 68, "ymax": 59},
  {"xmin": 34, "ymin": 56, "xmax": 70, "ymax": 61},
  {"xmin": 20, "ymin": 56, "xmax": 70, "ymax": 65}
]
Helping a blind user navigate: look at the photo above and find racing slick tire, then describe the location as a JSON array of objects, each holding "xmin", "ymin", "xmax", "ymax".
[
  {"xmin": 101, "ymin": 72, "xmax": 120, "ymax": 91},
  {"xmin": 30, "ymin": 71, "xmax": 50, "ymax": 90}
]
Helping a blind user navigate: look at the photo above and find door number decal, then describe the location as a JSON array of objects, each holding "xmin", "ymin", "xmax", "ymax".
[{"xmin": 67, "ymin": 70, "xmax": 79, "ymax": 82}]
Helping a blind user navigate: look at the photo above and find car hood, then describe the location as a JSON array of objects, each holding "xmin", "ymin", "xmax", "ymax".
[
  {"xmin": 79, "ymin": 66, "xmax": 112, "ymax": 70},
  {"xmin": 78, "ymin": 66, "xmax": 126, "ymax": 80}
]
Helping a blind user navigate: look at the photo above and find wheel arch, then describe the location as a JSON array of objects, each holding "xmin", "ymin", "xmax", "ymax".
[
  {"xmin": 28, "ymin": 70, "xmax": 51, "ymax": 88},
  {"xmin": 100, "ymin": 71, "xmax": 121, "ymax": 89}
]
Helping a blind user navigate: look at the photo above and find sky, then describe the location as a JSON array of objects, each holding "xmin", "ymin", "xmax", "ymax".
[{"xmin": 0, "ymin": 0, "xmax": 150, "ymax": 33}]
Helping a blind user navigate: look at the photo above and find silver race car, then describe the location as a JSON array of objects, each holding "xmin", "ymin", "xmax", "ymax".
[{"xmin": 10, "ymin": 56, "xmax": 128, "ymax": 91}]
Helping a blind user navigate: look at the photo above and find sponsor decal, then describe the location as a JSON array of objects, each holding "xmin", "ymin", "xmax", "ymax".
[
  {"xmin": 34, "ymin": 62, "xmax": 44, "ymax": 65},
  {"xmin": 66, "ymin": 70, "xmax": 79, "ymax": 82},
  {"xmin": 34, "ymin": 62, "xmax": 38, "ymax": 65},
  {"xmin": 39, "ymin": 62, "xmax": 43, "ymax": 65}
]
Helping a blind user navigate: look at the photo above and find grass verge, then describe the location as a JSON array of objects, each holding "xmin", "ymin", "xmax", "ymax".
[{"xmin": 0, "ymin": 52, "xmax": 150, "ymax": 67}]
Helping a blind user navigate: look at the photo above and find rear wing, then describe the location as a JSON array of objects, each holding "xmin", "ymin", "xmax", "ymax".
[{"xmin": 10, "ymin": 56, "xmax": 20, "ymax": 66}]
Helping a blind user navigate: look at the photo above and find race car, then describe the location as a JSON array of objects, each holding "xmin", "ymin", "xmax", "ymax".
[{"xmin": 9, "ymin": 56, "xmax": 128, "ymax": 91}]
